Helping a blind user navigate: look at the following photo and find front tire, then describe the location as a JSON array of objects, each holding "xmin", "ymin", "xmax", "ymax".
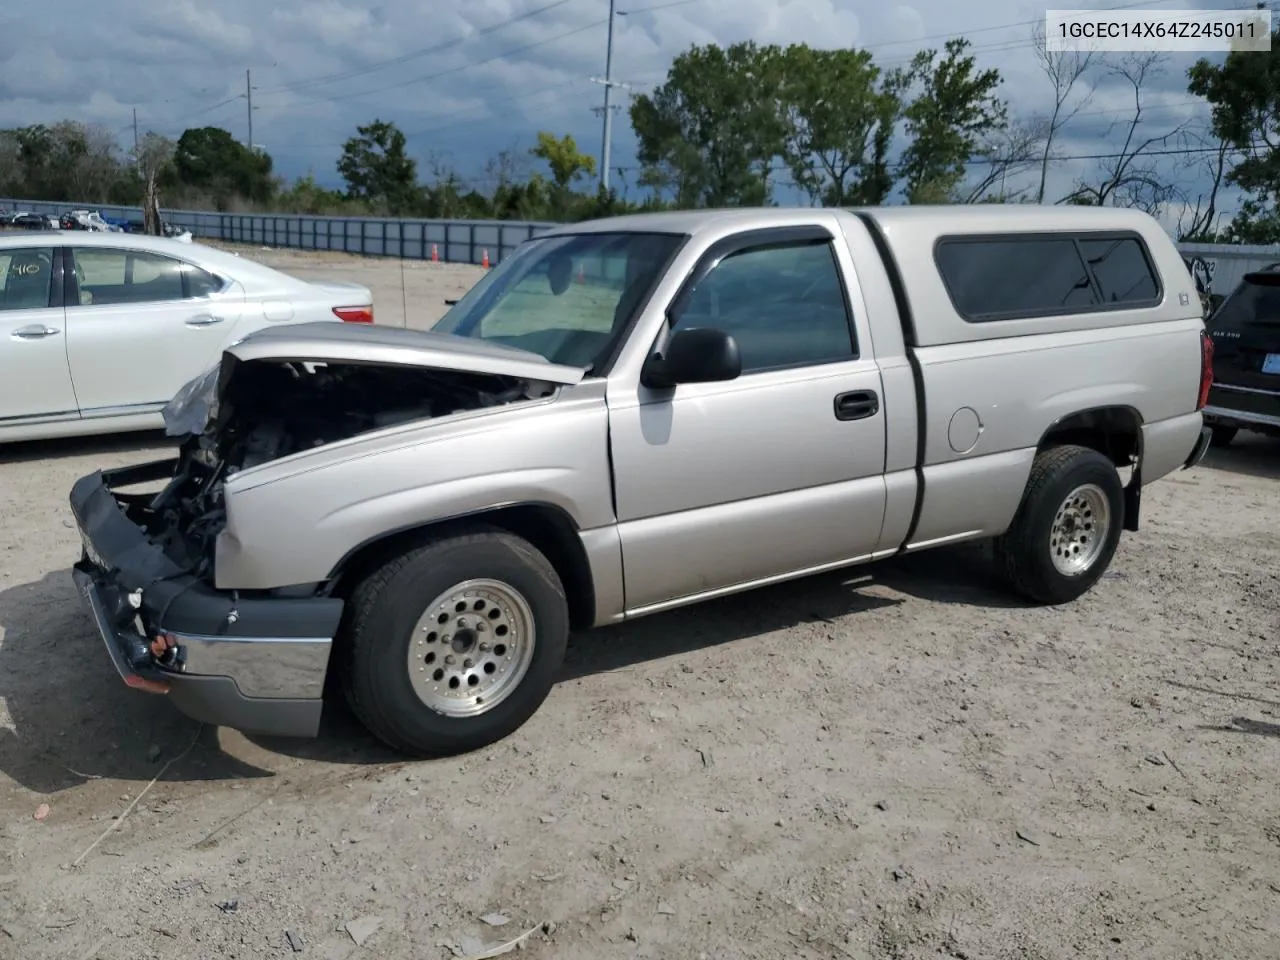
[
  {"xmin": 340, "ymin": 529, "xmax": 569, "ymax": 757},
  {"xmin": 994, "ymin": 445, "xmax": 1124, "ymax": 605}
]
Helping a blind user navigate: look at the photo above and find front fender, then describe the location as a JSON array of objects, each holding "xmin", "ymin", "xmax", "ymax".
[{"xmin": 213, "ymin": 386, "xmax": 614, "ymax": 590}]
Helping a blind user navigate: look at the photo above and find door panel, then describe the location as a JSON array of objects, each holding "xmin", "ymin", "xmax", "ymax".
[
  {"xmin": 610, "ymin": 362, "xmax": 889, "ymax": 612},
  {"xmin": 608, "ymin": 232, "xmax": 888, "ymax": 614},
  {"xmin": 65, "ymin": 247, "xmax": 245, "ymax": 414},
  {"xmin": 0, "ymin": 245, "xmax": 76, "ymax": 421}
]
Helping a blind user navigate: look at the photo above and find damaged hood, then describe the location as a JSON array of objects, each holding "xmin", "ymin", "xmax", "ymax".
[
  {"xmin": 161, "ymin": 322, "xmax": 586, "ymax": 437},
  {"xmin": 224, "ymin": 322, "xmax": 587, "ymax": 384}
]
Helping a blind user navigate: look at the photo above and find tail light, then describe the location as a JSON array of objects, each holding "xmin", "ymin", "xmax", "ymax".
[
  {"xmin": 1197, "ymin": 330, "xmax": 1213, "ymax": 410},
  {"xmin": 333, "ymin": 305, "xmax": 373, "ymax": 323}
]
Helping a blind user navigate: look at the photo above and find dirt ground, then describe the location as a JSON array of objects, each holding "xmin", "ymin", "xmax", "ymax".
[{"xmin": 1, "ymin": 245, "xmax": 1278, "ymax": 960}]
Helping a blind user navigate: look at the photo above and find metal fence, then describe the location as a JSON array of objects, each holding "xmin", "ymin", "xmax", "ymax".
[
  {"xmin": 0, "ymin": 198, "xmax": 557, "ymax": 266},
  {"xmin": 1179, "ymin": 242, "xmax": 1280, "ymax": 300},
  {"xmin": 7, "ymin": 197, "xmax": 1280, "ymax": 293}
]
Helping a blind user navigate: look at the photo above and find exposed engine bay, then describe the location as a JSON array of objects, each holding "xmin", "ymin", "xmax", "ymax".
[{"xmin": 145, "ymin": 359, "xmax": 555, "ymax": 572}]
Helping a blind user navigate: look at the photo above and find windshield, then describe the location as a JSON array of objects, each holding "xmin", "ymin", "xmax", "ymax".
[{"xmin": 431, "ymin": 231, "xmax": 684, "ymax": 371}]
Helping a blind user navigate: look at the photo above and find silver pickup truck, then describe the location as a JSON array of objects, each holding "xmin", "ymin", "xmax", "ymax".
[{"xmin": 70, "ymin": 205, "xmax": 1214, "ymax": 756}]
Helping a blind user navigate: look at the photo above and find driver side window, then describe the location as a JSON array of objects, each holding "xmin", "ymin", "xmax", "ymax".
[{"xmin": 671, "ymin": 240, "xmax": 857, "ymax": 373}]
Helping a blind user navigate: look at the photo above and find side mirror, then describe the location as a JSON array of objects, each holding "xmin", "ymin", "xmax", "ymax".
[{"xmin": 641, "ymin": 327, "xmax": 741, "ymax": 389}]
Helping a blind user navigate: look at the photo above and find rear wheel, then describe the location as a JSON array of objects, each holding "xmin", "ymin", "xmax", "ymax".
[
  {"xmin": 340, "ymin": 529, "xmax": 569, "ymax": 756},
  {"xmin": 1209, "ymin": 424, "xmax": 1238, "ymax": 447},
  {"xmin": 994, "ymin": 445, "xmax": 1124, "ymax": 605}
]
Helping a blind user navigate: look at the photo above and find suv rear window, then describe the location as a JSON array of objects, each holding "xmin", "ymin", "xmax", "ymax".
[
  {"xmin": 1209, "ymin": 273, "xmax": 1280, "ymax": 331},
  {"xmin": 935, "ymin": 233, "xmax": 1161, "ymax": 321}
]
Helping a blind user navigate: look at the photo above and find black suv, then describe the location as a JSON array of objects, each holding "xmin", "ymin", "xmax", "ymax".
[{"xmin": 1203, "ymin": 263, "xmax": 1280, "ymax": 446}]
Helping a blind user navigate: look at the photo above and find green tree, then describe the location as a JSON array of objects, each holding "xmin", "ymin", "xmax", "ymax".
[
  {"xmin": 1188, "ymin": 25, "xmax": 1280, "ymax": 238},
  {"xmin": 54, "ymin": 121, "xmax": 122, "ymax": 201},
  {"xmin": 630, "ymin": 41, "xmax": 786, "ymax": 208},
  {"xmin": 275, "ymin": 173, "xmax": 351, "ymax": 214},
  {"xmin": 898, "ymin": 38, "xmax": 1007, "ymax": 203},
  {"xmin": 529, "ymin": 131, "xmax": 595, "ymax": 218},
  {"xmin": 0, "ymin": 130, "xmax": 20, "ymax": 197},
  {"xmin": 775, "ymin": 45, "xmax": 903, "ymax": 206},
  {"xmin": 336, "ymin": 119, "xmax": 419, "ymax": 211},
  {"xmin": 530, "ymin": 131, "xmax": 596, "ymax": 189},
  {"xmin": 174, "ymin": 126, "xmax": 274, "ymax": 208},
  {"xmin": 2, "ymin": 122, "xmax": 124, "ymax": 201}
]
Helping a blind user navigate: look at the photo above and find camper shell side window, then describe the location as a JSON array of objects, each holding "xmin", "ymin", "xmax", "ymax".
[{"xmin": 933, "ymin": 231, "xmax": 1163, "ymax": 323}]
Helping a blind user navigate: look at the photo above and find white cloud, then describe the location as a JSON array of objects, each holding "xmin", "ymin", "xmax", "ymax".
[{"xmin": 0, "ymin": 0, "xmax": 1241, "ymax": 212}]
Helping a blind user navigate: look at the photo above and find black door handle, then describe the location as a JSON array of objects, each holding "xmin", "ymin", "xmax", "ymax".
[{"xmin": 834, "ymin": 390, "xmax": 879, "ymax": 421}]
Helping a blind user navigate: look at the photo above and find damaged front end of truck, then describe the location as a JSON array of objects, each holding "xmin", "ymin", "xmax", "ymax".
[{"xmin": 68, "ymin": 322, "xmax": 585, "ymax": 736}]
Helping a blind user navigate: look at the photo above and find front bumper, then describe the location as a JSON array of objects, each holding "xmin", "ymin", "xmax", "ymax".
[{"xmin": 69, "ymin": 459, "xmax": 344, "ymax": 738}]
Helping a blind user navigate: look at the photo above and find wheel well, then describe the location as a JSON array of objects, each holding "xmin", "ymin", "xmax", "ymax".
[
  {"xmin": 325, "ymin": 505, "xmax": 597, "ymax": 631},
  {"xmin": 1038, "ymin": 407, "xmax": 1142, "ymax": 468}
]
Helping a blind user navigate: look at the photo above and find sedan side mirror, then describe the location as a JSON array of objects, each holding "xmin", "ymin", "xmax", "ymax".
[{"xmin": 641, "ymin": 327, "xmax": 741, "ymax": 389}]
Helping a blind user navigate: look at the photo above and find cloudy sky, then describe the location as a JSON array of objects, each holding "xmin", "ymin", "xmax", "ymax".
[{"xmin": 0, "ymin": 0, "xmax": 1261, "ymax": 226}]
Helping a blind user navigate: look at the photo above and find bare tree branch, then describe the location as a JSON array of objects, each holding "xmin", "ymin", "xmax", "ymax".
[
  {"xmin": 132, "ymin": 132, "xmax": 176, "ymax": 235},
  {"xmin": 1175, "ymin": 126, "xmax": 1233, "ymax": 241},
  {"xmin": 1058, "ymin": 52, "xmax": 1187, "ymax": 218},
  {"xmin": 1031, "ymin": 20, "xmax": 1097, "ymax": 203},
  {"xmin": 963, "ymin": 121, "xmax": 1045, "ymax": 202}
]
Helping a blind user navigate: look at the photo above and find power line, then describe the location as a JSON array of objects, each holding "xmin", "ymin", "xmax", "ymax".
[
  {"xmin": 848, "ymin": 0, "xmax": 1177, "ymax": 54},
  {"xmin": 612, "ymin": 141, "xmax": 1257, "ymax": 176},
  {"xmin": 153, "ymin": 0, "xmax": 1243, "ymax": 151},
  {"xmin": 968, "ymin": 142, "xmax": 1258, "ymax": 165},
  {"xmin": 149, "ymin": 0, "xmax": 1228, "ymax": 132},
  {"xmin": 170, "ymin": 0, "xmax": 1197, "ymax": 125},
  {"xmin": 621, "ymin": 0, "xmax": 712, "ymax": 12},
  {"xmin": 280, "ymin": 18, "xmax": 610, "ymax": 105},
  {"xmin": 404, "ymin": 78, "xmax": 591, "ymax": 139},
  {"xmin": 184, "ymin": 95, "xmax": 243, "ymax": 121},
  {"xmin": 256, "ymin": 0, "xmax": 582, "ymax": 95},
  {"xmin": 288, "ymin": 77, "xmax": 592, "ymax": 148},
  {"xmin": 288, "ymin": 74, "xmax": 1211, "ymax": 155}
]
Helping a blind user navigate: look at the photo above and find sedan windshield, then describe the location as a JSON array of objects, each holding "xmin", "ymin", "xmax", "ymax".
[{"xmin": 431, "ymin": 231, "xmax": 684, "ymax": 371}]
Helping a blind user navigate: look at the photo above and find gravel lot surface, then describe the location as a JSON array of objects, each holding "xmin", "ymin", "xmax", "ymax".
[{"xmin": 1, "ymin": 244, "xmax": 1277, "ymax": 960}]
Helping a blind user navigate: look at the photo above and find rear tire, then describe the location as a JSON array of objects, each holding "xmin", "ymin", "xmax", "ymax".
[
  {"xmin": 339, "ymin": 529, "xmax": 569, "ymax": 757},
  {"xmin": 994, "ymin": 445, "xmax": 1124, "ymax": 605},
  {"xmin": 1209, "ymin": 424, "xmax": 1237, "ymax": 448}
]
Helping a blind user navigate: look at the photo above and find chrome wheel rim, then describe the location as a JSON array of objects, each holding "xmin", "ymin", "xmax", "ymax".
[
  {"xmin": 1050, "ymin": 483, "xmax": 1110, "ymax": 576},
  {"xmin": 407, "ymin": 578, "xmax": 536, "ymax": 717}
]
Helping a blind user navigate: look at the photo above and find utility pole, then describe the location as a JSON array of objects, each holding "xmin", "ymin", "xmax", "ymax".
[
  {"xmin": 246, "ymin": 69, "xmax": 253, "ymax": 150},
  {"xmin": 590, "ymin": 1, "xmax": 630, "ymax": 192},
  {"xmin": 132, "ymin": 107, "xmax": 139, "ymax": 162},
  {"xmin": 600, "ymin": 0, "xmax": 616, "ymax": 192}
]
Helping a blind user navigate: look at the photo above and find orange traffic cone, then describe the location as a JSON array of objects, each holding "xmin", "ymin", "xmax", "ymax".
[
  {"xmin": 430, "ymin": 243, "xmax": 438, "ymax": 262},
  {"xmin": 481, "ymin": 249, "xmax": 490, "ymax": 269}
]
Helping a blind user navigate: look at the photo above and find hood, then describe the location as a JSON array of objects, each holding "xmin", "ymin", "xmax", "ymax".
[
  {"xmin": 224, "ymin": 322, "xmax": 586, "ymax": 384},
  {"xmin": 160, "ymin": 322, "xmax": 584, "ymax": 437}
]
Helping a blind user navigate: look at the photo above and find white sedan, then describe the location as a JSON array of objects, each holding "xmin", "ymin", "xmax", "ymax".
[{"xmin": 0, "ymin": 231, "xmax": 374, "ymax": 444}]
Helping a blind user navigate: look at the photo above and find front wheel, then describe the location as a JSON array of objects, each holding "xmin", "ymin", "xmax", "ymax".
[
  {"xmin": 994, "ymin": 445, "xmax": 1125, "ymax": 605},
  {"xmin": 339, "ymin": 530, "xmax": 569, "ymax": 756}
]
